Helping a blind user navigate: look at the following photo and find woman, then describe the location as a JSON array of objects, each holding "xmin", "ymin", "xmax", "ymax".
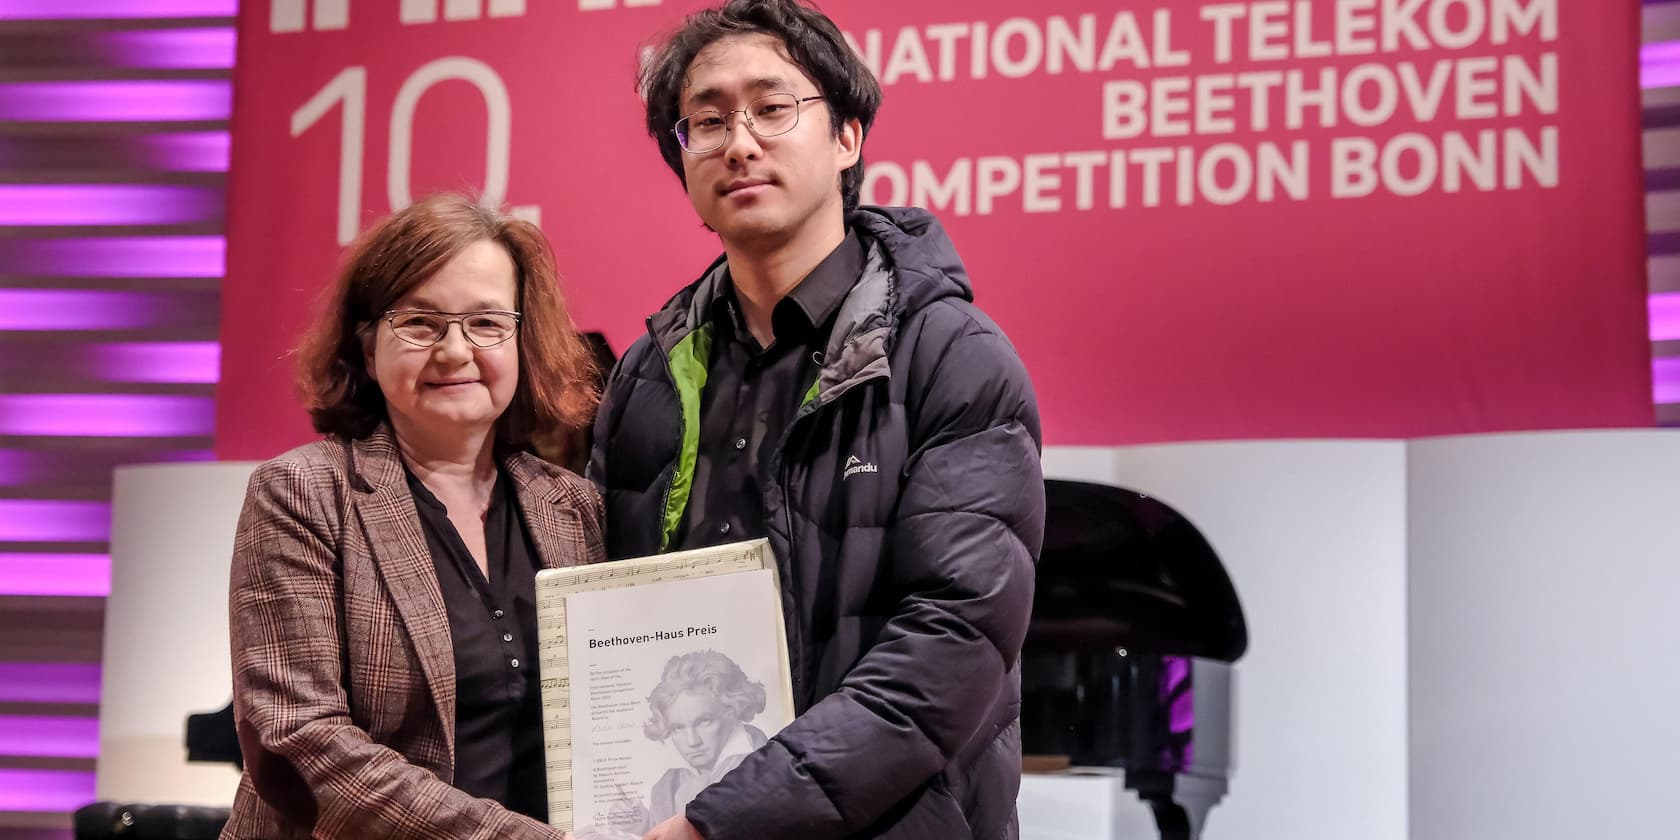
[{"xmin": 223, "ymin": 194, "xmax": 603, "ymax": 839}]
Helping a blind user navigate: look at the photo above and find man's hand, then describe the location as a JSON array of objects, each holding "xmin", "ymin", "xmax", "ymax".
[{"xmin": 643, "ymin": 815, "xmax": 703, "ymax": 840}]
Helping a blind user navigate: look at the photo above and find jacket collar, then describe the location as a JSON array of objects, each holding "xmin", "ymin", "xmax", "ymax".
[
  {"xmin": 646, "ymin": 224, "xmax": 900, "ymax": 408},
  {"xmin": 346, "ymin": 423, "xmax": 584, "ymax": 545}
]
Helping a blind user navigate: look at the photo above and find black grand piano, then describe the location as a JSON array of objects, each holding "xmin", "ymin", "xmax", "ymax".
[{"xmin": 1019, "ymin": 479, "xmax": 1249, "ymax": 840}]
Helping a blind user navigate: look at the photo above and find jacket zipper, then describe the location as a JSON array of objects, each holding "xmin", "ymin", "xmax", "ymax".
[{"xmin": 767, "ymin": 369, "xmax": 887, "ymax": 707}]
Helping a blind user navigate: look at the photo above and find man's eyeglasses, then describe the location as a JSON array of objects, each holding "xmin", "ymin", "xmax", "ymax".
[
  {"xmin": 381, "ymin": 309, "xmax": 521, "ymax": 348},
  {"xmin": 674, "ymin": 93, "xmax": 825, "ymax": 154}
]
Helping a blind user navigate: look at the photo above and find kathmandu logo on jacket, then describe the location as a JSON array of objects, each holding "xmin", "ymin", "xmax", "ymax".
[{"xmin": 843, "ymin": 455, "xmax": 879, "ymax": 481}]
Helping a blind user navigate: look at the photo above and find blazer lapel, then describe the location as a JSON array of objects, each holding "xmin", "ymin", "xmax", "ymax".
[
  {"xmin": 347, "ymin": 427, "xmax": 459, "ymax": 762},
  {"xmin": 504, "ymin": 452, "xmax": 597, "ymax": 571}
]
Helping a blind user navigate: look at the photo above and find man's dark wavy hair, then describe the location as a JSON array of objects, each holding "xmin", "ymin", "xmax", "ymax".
[{"xmin": 639, "ymin": 0, "xmax": 883, "ymax": 215}]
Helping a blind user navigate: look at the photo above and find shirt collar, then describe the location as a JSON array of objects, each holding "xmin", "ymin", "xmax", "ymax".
[{"xmin": 712, "ymin": 227, "xmax": 864, "ymax": 346}]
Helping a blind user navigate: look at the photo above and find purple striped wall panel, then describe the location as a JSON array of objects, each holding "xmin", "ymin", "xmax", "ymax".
[{"xmin": 0, "ymin": 0, "xmax": 231, "ymax": 819}]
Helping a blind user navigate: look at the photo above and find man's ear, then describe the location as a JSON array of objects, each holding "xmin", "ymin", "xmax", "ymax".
[{"xmin": 835, "ymin": 116, "xmax": 862, "ymax": 171}]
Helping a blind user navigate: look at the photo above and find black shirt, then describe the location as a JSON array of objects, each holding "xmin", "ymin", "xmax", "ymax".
[
  {"xmin": 676, "ymin": 229, "xmax": 864, "ymax": 550},
  {"xmin": 405, "ymin": 467, "xmax": 547, "ymax": 820}
]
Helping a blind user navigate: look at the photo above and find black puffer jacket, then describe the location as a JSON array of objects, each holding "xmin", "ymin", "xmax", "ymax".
[{"xmin": 588, "ymin": 206, "xmax": 1045, "ymax": 839}]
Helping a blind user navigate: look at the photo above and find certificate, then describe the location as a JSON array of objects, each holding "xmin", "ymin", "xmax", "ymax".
[{"xmin": 536, "ymin": 539, "xmax": 794, "ymax": 836}]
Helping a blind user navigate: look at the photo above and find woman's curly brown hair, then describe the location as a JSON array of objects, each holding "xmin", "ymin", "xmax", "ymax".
[{"xmin": 294, "ymin": 193, "xmax": 598, "ymax": 455}]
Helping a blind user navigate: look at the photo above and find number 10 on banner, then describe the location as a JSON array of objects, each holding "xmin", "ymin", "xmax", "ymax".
[{"xmin": 291, "ymin": 58, "xmax": 541, "ymax": 245}]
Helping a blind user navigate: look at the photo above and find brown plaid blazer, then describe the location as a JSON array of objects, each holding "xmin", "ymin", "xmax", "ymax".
[{"xmin": 222, "ymin": 426, "xmax": 604, "ymax": 839}]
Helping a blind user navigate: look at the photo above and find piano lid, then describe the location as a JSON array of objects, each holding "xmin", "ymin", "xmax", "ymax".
[{"xmin": 1029, "ymin": 480, "xmax": 1247, "ymax": 662}]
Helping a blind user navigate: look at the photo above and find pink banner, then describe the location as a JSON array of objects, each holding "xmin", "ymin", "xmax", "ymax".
[{"xmin": 219, "ymin": 0, "xmax": 1651, "ymax": 458}]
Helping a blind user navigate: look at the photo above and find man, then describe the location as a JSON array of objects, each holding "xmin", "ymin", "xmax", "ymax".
[{"xmin": 589, "ymin": 1, "xmax": 1045, "ymax": 837}]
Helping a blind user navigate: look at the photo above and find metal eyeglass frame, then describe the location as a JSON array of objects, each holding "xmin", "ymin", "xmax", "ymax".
[
  {"xmin": 673, "ymin": 94, "xmax": 826, "ymax": 154},
  {"xmin": 380, "ymin": 308, "xmax": 522, "ymax": 348}
]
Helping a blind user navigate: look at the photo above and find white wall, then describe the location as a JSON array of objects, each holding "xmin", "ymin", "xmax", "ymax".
[
  {"xmin": 1042, "ymin": 442, "xmax": 1411, "ymax": 840},
  {"xmin": 98, "ymin": 462, "xmax": 256, "ymax": 805},
  {"xmin": 1406, "ymin": 431, "xmax": 1680, "ymax": 840}
]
